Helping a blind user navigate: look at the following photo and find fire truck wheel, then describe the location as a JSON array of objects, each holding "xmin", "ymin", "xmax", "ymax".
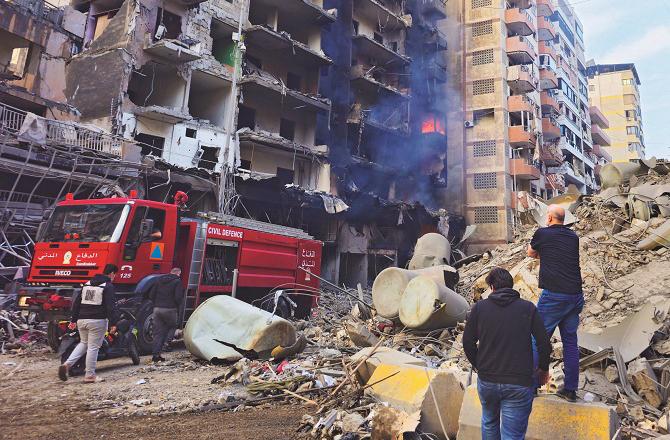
[
  {"xmin": 47, "ymin": 321, "xmax": 63, "ymax": 352},
  {"xmin": 136, "ymin": 301, "xmax": 155, "ymax": 354}
]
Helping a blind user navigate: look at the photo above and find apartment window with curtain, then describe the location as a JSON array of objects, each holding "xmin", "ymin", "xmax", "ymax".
[{"xmin": 627, "ymin": 126, "xmax": 639, "ymax": 136}]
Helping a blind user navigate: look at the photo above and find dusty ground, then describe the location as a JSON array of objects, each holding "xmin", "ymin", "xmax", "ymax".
[{"xmin": 0, "ymin": 347, "xmax": 309, "ymax": 440}]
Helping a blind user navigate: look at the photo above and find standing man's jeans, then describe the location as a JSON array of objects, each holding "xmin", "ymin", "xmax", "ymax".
[
  {"xmin": 64, "ymin": 318, "xmax": 108, "ymax": 377},
  {"xmin": 477, "ymin": 378, "xmax": 534, "ymax": 440},
  {"xmin": 152, "ymin": 307, "xmax": 178, "ymax": 357},
  {"xmin": 533, "ymin": 290, "xmax": 584, "ymax": 391}
]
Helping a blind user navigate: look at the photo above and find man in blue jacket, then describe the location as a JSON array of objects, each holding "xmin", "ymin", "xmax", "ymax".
[{"xmin": 463, "ymin": 267, "xmax": 551, "ymax": 440}]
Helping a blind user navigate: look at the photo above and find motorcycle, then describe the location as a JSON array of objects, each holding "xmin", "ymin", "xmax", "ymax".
[{"xmin": 59, "ymin": 310, "xmax": 141, "ymax": 376}]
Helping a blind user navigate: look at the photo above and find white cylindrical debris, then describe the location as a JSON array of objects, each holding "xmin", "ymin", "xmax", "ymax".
[
  {"xmin": 408, "ymin": 233, "xmax": 451, "ymax": 269},
  {"xmin": 600, "ymin": 162, "xmax": 641, "ymax": 189},
  {"xmin": 399, "ymin": 276, "xmax": 469, "ymax": 330},
  {"xmin": 372, "ymin": 266, "xmax": 455, "ymax": 319},
  {"xmin": 637, "ymin": 219, "xmax": 670, "ymax": 250}
]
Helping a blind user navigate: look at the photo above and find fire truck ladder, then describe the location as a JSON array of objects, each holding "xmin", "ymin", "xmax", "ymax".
[{"xmin": 182, "ymin": 221, "xmax": 207, "ymax": 326}]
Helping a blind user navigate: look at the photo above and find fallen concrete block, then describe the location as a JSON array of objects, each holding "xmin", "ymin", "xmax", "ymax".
[
  {"xmin": 366, "ymin": 363, "xmax": 466, "ymax": 439},
  {"xmin": 457, "ymin": 385, "xmax": 618, "ymax": 440},
  {"xmin": 351, "ymin": 347, "xmax": 426, "ymax": 383},
  {"xmin": 371, "ymin": 407, "xmax": 420, "ymax": 440},
  {"xmin": 628, "ymin": 358, "xmax": 663, "ymax": 408},
  {"xmin": 345, "ymin": 321, "xmax": 379, "ymax": 347},
  {"xmin": 184, "ymin": 295, "xmax": 296, "ymax": 362}
]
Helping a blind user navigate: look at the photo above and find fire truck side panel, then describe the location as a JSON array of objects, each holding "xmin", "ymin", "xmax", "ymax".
[{"xmin": 297, "ymin": 239, "xmax": 323, "ymax": 289}]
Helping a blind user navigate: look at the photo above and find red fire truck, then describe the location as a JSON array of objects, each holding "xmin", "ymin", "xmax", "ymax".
[{"xmin": 17, "ymin": 191, "xmax": 322, "ymax": 352}]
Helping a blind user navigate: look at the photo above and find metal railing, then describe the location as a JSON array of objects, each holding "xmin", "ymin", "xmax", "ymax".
[
  {"xmin": 0, "ymin": 102, "xmax": 123, "ymax": 156},
  {"xmin": 6, "ymin": 0, "xmax": 64, "ymax": 26}
]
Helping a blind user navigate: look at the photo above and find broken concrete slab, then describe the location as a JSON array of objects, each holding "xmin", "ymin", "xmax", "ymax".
[
  {"xmin": 351, "ymin": 347, "xmax": 426, "ymax": 383},
  {"xmin": 638, "ymin": 218, "xmax": 670, "ymax": 250},
  {"xmin": 184, "ymin": 295, "xmax": 296, "ymax": 362},
  {"xmin": 344, "ymin": 321, "xmax": 379, "ymax": 347},
  {"xmin": 366, "ymin": 363, "xmax": 466, "ymax": 439},
  {"xmin": 371, "ymin": 407, "xmax": 420, "ymax": 440},
  {"xmin": 578, "ymin": 301, "xmax": 670, "ymax": 363},
  {"xmin": 457, "ymin": 386, "xmax": 618, "ymax": 440},
  {"xmin": 628, "ymin": 358, "xmax": 663, "ymax": 408}
]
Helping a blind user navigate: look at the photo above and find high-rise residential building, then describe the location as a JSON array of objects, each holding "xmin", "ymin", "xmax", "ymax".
[
  {"xmin": 587, "ymin": 63, "xmax": 645, "ymax": 162},
  {"xmin": 589, "ymin": 103, "xmax": 612, "ymax": 188},
  {"xmin": 0, "ymin": 0, "xmax": 456, "ymax": 287},
  {"xmin": 445, "ymin": 0, "xmax": 600, "ymax": 251},
  {"xmin": 542, "ymin": 0, "xmax": 598, "ymax": 196}
]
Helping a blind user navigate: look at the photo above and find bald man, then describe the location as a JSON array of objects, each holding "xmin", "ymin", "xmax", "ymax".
[{"xmin": 527, "ymin": 204, "xmax": 583, "ymax": 403}]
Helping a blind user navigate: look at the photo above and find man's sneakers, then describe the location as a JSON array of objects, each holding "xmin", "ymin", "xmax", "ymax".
[
  {"xmin": 151, "ymin": 355, "xmax": 166, "ymax": 363},
  {"xmin": 83, "ymin": 375, "xmax": 104, "ymax": 383},
  {"xmin": 555, "ymin": 387, "xmax": 577, "ymax": 402},
  {"xmin": 58, "ymin": 364, "xmax": 69, "ymax": 381}
]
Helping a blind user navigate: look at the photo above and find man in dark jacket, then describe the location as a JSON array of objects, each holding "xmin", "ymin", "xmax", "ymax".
[
  {"xmin": 527, "ymin": 204, "xmax": 584, "ymax": 402},
  {"xmin": 148, "ymin": 267, "xmax": 184, "ymax": 362},
  {"xmin": 58, "ymin": 264, "xmax": 118, "ymax": 383},
  {"xmin": 463, "ymin": 267, "xmax": 551, "ymax": 440}
]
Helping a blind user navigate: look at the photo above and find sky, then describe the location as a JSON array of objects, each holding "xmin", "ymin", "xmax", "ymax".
[{"xmin": 572, "ymin": 0, "xmax": 670, "ymax": 158}]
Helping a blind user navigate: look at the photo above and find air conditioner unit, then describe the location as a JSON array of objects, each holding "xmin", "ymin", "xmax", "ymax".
[{"xmin": 464, "ymin": 120, "xmax": 474, "ymax": 128}]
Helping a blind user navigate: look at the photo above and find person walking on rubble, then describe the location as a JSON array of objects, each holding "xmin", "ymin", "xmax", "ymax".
[
  {"xmin": 527, "ymin": 204, "xmax": 584, "ymax": 402},
  {"xmin": 58, "ymin": 264, "xmax": 118, "ymax": 383},
  {"xmin": 147, "ymin": 267, "xmax": 184, "ymax": 362},
  {"xmin": 463, "ymin": 267, "xmax": 551, "ymax": 440}
]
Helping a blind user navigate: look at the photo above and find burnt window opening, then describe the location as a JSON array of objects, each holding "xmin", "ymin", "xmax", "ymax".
[
  {"xmin": 198, "ymin": 146, "xmax": 219, "ymax": 170},
  {"xmin": 276, "ymin": 167, "xmax": 295, "ymax": 185},
  {"xmin": 127, "ymin": 64, "xmax": 187, "ymax": 109},
  {"xmin": 280, "ymin": 118, "xmax": 296, "ymax": 140},
  {"xmin": 185, "ymin": 128, "xmax": 197, "ymax": 138},
  {"xmin": 210, "ymin": 19, "xmax": 235, "ymax": 67},
  {"xmin": 373, "ymin": 32, "xmax": 384, "ymax": 44},
  {"xmin": 237, "ymin": 105, "xmax": 256, "ymax": 130},
  {"xmin": 246, "ymin": 55, "xmax": 262, "ymax": 70},
  {"xmin": 389, "ymin": 41, "xmax": 398, "ymax": 52},
  {"xmin": 135, "ymin": 133, "xmax": 165, "ymax": 157},
  {"xmin": 188, "ymin": 70, "xmax": 231, "ymax": 126},
  {"xmin": 286, "ymin": 72, "xmax": 301, "ymax": 91},
  {"xmin": 352, "ymin": 20, "xmax": 359, "ymax": 35},
  {"xmin": 240, "ymin": 159, "xmax": 252, "ymax": 170},
  {"xmin": 0, "ymin": 34, "xmax": 31, "ymax": 79},
  {"xmin": 155, "ymin": 8, "xmax": 182, "ymax": 41}
]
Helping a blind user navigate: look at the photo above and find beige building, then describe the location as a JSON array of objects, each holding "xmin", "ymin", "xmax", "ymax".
[{"xmin": 587, "ymin": 63, "xmax": 645, "ymax": 162}]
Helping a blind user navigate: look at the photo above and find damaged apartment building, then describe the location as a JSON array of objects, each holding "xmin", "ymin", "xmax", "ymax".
[
  {"xmin": 317, "ymin": 0, "xmax": 457, "ymax": 286},
  {"xmin": 0, "ymin": 0, "xmax": 457, "ymax": 287}
]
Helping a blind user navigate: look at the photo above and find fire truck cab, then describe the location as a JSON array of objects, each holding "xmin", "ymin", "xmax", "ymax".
[{"xmin": 18, "ymin": 192, "xmax": 322, "ymax": 352}]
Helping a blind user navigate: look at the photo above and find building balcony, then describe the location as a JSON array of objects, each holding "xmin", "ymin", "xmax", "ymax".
[
  {"xmin": 542, "ymin": 117, "xmax": 561, "ymax": 141},
  {"xmin": 509, "ymin": 158, "xmax": 541, "ymax": 180},
  {"xmin": 143, "ymin": 37, "xmax": 201, "ymax": 63},
  {"xmin": 505, "ymin": 8, "xmax": 535, "ymax": 37},
  {"xmin": 425, "ymin": 63, "xmax": 447, "ymax": 83},
  {"xmin": 541, "ymin": 142, "xmax": 563, "ymax": 166},
  {"xmin": 508, "ymin": 95, "xmax": 534, "ymax": 113},
  {"xmin": 252, "ymin": 0, "xmax": 336, "ymax": 24},
  {"xmin": 593, "ymin": 144, "xmax": 612, "ymax": 162},
  {"xmin": 416, "ymin": 0, "xmax": 447, "ymax": 20},
  {"xmin": 545, "ymin": 173, "xmax": 566, "ymax": 192},
  {"xmin": 538, "ymin": 41, "xmax": 557, "ymax": 62},
  {"xmin": 540, "ymin": 91, "xmax": 560, "ymax": 115},
  {"xmin": 514, "ymin": 0, "xmax": 534, "ymax": 9},
  {"xmin": 350, "ymin": 65, "xmax": 410, "ymax": 99},
  {"xmin": 174, "ymin": 0, "xmax": 207, "ymax": 6},
  {"xmin": 355, "ymin": 0, "xmax": 408, "ymax": 30},
  {"xmin": 352, "ymin": 34, "xmax": 410, "ymax": 67},
  {"xmin": 537, "ymin": 0, "xmax": 556, "ymax": 17},
  {"xmin": 509, "ymin": 125, "xmax": 537, "ymax": 148},
  {"xmin": 238, "ymin": 129, "xmax": 326, "ymax": 158},
  {"xmin": 589, "ymin": 105, "xmax": 609, "ymax": 128},
  {"xmin": 506, "ymin": 36, "xmax": 536, "ymax": 64},
  {"xmin": 245, "ymin": 25, "xmax": 332, "ymax": 67},
  {"xmin": 425, "ymin": 29, "xmax": 448, "ymax": 51},
  {"xmin": 539, "ymin": 66, "xmax": 558, "ymax": 90},
  {"xmin": 591, "ymin": 123, "xmax": 611, "ymax": 146},
  {"xmin": 507, "ymin": 64, "xmax": 538, "ymax": 93},
  {"xmin": 537, "ymin": 16, "xmax": 556, "ymax": 41},
  {"xmin": 240, "ymin": 71, "xmax": 331, "ymax": 112},
  {"xmin": 134, "ymin": 105, "xmax": 191, "ymax": 124}
]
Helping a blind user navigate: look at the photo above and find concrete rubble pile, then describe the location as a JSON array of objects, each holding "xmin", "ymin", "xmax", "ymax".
[{"xmin": 455, "ymin": 160, "xmax": 670, "ymax": 439}]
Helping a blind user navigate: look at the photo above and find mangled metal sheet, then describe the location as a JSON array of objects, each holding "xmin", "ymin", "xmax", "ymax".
[
  {"xmin": 184, "ymin": 295, "xmax": 296, "ymax": 362},
  {"xmin": 578, "ymin": 301, "xmax": 670, "ymax": 363},
  {"xmin": 516, "ymin": 191, "xmax": 577, "ymax": 226}
]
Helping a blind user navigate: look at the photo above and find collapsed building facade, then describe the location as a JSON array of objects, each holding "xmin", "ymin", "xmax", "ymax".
[{"xmin": 0, "ymin": 0, "xmax": 460, "ymax": 287}]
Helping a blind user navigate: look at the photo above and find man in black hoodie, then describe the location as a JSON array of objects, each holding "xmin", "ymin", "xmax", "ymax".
[
  {"xmin": 58, "ymin": 264, "xmax": 118, "ymax": 383},
  {"xmin": 463, "ymin": 267, "xmax": 551, "ymax": 440},
  {"xmin": 148, "ymin": 267, "xmax": 184, "ymax": 362}
]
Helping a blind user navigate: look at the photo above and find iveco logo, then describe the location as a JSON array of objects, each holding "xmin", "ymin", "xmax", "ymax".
[{"xmin": 55, "ymin": 270, "xmax": 72, "ymax": 276}]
